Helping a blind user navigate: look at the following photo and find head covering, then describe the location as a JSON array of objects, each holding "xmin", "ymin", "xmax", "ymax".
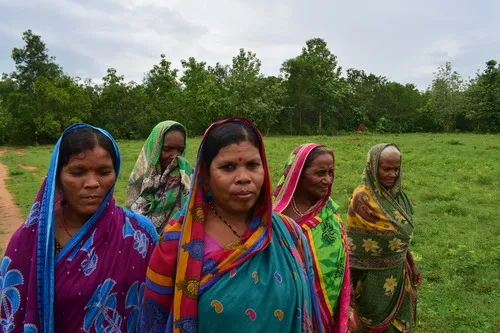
[
  {"xmin": 347, "ymin": 143, "xmax": 417, "ymax": 332},
  {"xmin": 141, "ymin": 119, "xmax": 322, "ymax": 333},
  {"xmin": 273, "ymin": 143, "xmax": 350, "ymax": 333},
  {"xmin": 0, "ymin": 123, "xmax": 157, "ymax": 332},
  {"xmin": 126, "ymin": 121, "xmax": 192, "ymax": 232},
  {"xmin": 348, "ymin": 143, "xmax": 414, "ymax": 254}
]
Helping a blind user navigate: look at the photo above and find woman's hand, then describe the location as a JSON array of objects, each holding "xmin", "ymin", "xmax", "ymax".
[
  {"xmin": 407, "ymin": 251, "xmax": 422, "ymax": 287},
  {"xmin": 411, "ymin": 265, "xmax": 422, "ymax": 287}
]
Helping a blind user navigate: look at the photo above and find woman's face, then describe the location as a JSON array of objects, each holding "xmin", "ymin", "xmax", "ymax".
[
  {"xmin": 208, "ymin": 141, "xmax": 265, "ymax": 216},
  {"xmin": 296, "ymin": 153, "xmax": 334, "ymax": 202},
  {"xmin": 59, "ymin": 146, "xmax": 116, "ymax": 217},
  {"xmin": 378, "ymin": 152, "xmax": 401, "ymax": 188},
  {"xmin": 160, "ymin": 130, "xmax": 185, "ymax": 171}
]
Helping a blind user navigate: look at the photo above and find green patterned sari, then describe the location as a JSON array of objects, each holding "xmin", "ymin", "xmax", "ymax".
[
  {"xmin": 125, "ymin": 121, "xmax": 192, "ymax": 233},
  {"xmin": 347, "ymin": 143, "xmax": 418, "ymax": 333},
  {"xmin": 273, "ymin": 143, "xmax": 350, "ymax": 333}
]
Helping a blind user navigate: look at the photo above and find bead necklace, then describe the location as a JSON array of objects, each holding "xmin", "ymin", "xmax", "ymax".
[
  {"xmin": 291, "ymin": 197, "xmax": 305, "ymax": 217},
  {"xmin": 209, "ymin": 202, "xmax": 244, "ymax": 239},
  {"xmin": 61, "ymin": 207, "xmax": 74, "ymax": 238}
]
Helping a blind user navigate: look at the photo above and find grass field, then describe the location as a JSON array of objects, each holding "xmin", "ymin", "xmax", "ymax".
[{"xmin": 1, "ymin": 133, "xmax": 499, "ymax": 332}]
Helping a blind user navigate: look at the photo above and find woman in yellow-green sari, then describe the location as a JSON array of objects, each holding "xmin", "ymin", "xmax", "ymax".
[{"xmin": 347, "ymin": 143, "xmax": 421, "ymax": 333}]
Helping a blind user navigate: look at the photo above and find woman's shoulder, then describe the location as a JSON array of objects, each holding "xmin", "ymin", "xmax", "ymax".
[
  {"xmin": 120, "ymin": 207, "xmax": 159, "ymax": 243},
  {"xmin": 4, "ymin": 223, "xmax": 37, "ymax": 258},
  {"xmin": 177, "ymin": 156, "xmax": 193, "ymax": 174},
  {"xmin": 271, "ymin": 211, "xmax": 303, "ymax": 238},
  {"xmin": 326, "ymin": 197, "xmax": 340, "ymax": 211},
  {"xmin": 271, "ymin": 211, "xmax": 295, "ymax": 226}
]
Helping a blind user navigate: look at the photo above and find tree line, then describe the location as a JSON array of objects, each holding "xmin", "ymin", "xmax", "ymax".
[{"xmin": 0, "ymin": 29, "xmax": 499, "ymax": 144}]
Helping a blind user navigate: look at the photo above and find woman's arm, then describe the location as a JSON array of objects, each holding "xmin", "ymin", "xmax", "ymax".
[
  {"xmin": 407, "ymin": 251, "xmax": 422, "ymax": 287},
  {"xmin": 140, "ymin": 222, "xmax": 180, "ymax": 332}
]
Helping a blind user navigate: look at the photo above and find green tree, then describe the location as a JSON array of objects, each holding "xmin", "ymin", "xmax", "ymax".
[
  {"xmin": 281, "ymin": 38, "xmax": 344, "ymax": 134},
  {"xmin": 374, "ymin": 82, "xmax": 426, "ymax": 133},
  {"xmin": 92, "ymin": 68, "xmax": 148, "ymax": 139},
  {"xmin": 341, "ymin": 69, "xmax": 387, "ymax": 131},
  {"xmin": 424, "ymin": 62, "xmax": 466, "ymax": 131},
  {"xmin": 0, "ymin": 75, "xmax": 17, "ymax": 143},
  {"xmin": 30, "ymin": 75, "xmax": 92, "ymax": 142},
  {"xmin": 180, "ymin": 57, "xmax": 221, "ymax": 134},
  {"xmin": 10, "ymin": 29, "xmax": 62, "ymax": 93},
  {"xmin": 465, "ymin": 60, "xmax": 500, "ymax": 132},
  {"xmin": 143, "ymin": 54, "xmax": 182, "ymax": 124}
]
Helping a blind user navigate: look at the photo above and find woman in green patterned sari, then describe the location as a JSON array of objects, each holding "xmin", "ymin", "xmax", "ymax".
[
  {"xmin": 126, "ymin": 121, "xmax": 192, "ymax": 234},
  {"xmin": 347, "ymin": 143, "xmax": 421, "ymax": 333},
  {"xmin": 273, "ymin": 144, "xmax": 350, "ymax": 333}
]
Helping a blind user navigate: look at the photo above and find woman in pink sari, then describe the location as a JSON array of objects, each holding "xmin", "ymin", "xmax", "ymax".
[{"xmin": 273, "ymin": 143, "xmax": 350, "ymax": 333}]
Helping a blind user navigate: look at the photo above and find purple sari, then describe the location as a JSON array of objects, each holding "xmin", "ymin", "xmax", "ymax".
[{"xmin": 0, "ymin": 124, "xmax": 158, "ymax": 333}]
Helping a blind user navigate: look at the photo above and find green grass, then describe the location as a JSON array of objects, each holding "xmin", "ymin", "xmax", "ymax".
[{"xmin": 1, "ymin": 133, "xmax": 499, "ymax": 332}]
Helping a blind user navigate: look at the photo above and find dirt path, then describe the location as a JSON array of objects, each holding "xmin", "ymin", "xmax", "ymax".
[{"xmin": 0, "ymin": 149, "xmax": 24, "ymax": 255}]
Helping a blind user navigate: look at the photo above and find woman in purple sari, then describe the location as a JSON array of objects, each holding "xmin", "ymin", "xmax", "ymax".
[{"xmin": 0, "ymin": 124, "xmax": 158, "ymax": 332}]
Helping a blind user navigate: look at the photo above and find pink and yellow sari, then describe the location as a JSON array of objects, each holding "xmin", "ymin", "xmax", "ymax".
[{"xmin": 273, "ymin": 143, "xmax": 351, "ymax": 333}]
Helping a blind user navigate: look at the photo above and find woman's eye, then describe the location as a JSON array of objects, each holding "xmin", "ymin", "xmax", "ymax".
[
  {"xmin": 221, "ymin": 165, "xmax": 235, "ymax": 172},
  {"xmin": 98, "ymin": 169, "xmax": 113, "ymax": 176},
  {"xmin": 247, "ymin": 162, "xmax": 261, "ymax": 169}
]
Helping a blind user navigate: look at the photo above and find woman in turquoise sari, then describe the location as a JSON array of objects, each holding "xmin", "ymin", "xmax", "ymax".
[
  {"xmin": 126, "ymin": 121, "xmax": 192, "ymax": 233},
  {"xmin": 273, "ymin": 144, "xmax": 350, "ymax": 333},
  {"xmin": 140, "ymin": 118, "xmax": 322, "ymax": 332}
]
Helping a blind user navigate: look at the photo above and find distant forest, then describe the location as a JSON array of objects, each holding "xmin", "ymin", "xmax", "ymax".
[{"xmin": 0, "ymin": 29, "xmax": 499, "ymax": 144}]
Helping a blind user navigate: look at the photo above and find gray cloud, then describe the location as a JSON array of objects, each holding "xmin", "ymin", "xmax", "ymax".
[{"xmin": 0, "ymin": 0, "xmax": 498, "ymax": 89}]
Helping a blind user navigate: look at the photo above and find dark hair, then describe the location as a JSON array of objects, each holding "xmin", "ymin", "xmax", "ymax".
[
  {"xmin": 201, "ymin": 121, "xmax": 260, "ymax": 171},
  {"xmin": 303, "ymin": 146, "xmax": 333, "ymax": 170},
  {"xmin": 57, "ymin": 127, "xmax": 117, "ymax": 176}
]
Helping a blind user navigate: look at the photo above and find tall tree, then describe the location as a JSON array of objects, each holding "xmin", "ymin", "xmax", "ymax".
[
  {"xmin": 281, "ymin": 38, "xmax": 344, "ymax": 134},
  {"xmin": 180, "ymin": 57, "xmax": 221, "ymax": 134},
  {"xmin": 10, "ymin": 29, "xmax": 62, "ymax": 93},
  {"xmin": 465, "ymin": 60, "xmax": 500, "ymax": 132},
  {"xmin": 143, "ymin": 54, "xmax": 181, "ymax": 124},
  {"xmin": 425, "ymin": 62, "xmax": 466, "ymax": 131}
]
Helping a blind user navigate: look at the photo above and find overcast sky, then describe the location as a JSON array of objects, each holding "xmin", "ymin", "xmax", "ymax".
[{"xmin": 1, "ymin": 0, "xmax": 499, "ymax": 90}]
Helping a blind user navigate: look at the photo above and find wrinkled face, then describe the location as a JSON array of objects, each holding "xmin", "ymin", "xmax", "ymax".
[
  {"xmin": 378, "ymin": 152, "xmax": 401, "ymax": 189},
  {"xmin": 297, "ymin": 153, "xmax": 334, "ymax": 202},
  {"xmin": 208, "ymin": 141, "xmax": 265, "ymax": 215},
  {"xmin": 59, "ymin": 146, "xmax": 116, "ymax": 217},
  {"xmin": 160, "ymin": 130, "xmax": 185, "ymax": 171}
]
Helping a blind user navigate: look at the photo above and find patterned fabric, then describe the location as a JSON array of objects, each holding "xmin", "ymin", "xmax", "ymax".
[
  {"xmin": 0, "ymin": 123, "xmax": 158, "ymax": 333},
  {"xmin": 272, "ymin": 143, "xmax": 350, "ymax": 333},
  {"xmin": 347, "ymin": 143, "xmax": 418, "ymax": 332},
  {"xmin": 126, "ymin": 121, "xmax": 192, "ymax": 233},
  {"xmin": 140, "ymin": 118, "xmax": 323, "ymax": 333}
]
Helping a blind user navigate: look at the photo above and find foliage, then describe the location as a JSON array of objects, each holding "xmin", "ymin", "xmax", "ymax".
[
  {"xmin": 423, "ymin": 62, "xmax": 467, "ymax": 132},
  {"xmin": 281, "ymin": 38, "xmax": 344, "ymax": 134},
  {"xmin": 0, "ymin": 30, "xmax": 499, "ymax": 145},
  {"xmin": 465, "ymin": 60, "xmax": 500, "ymax": 132}
]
